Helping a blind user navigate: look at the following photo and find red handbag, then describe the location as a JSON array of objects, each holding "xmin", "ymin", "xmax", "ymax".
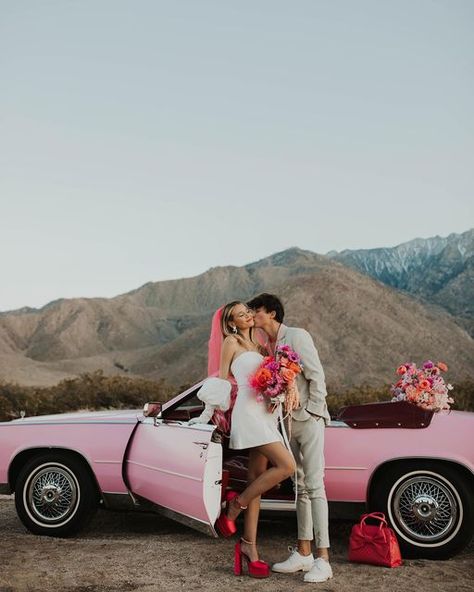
[{"xmin": 348, "ymin": 512, "xmax": 403, "ymax": 568}]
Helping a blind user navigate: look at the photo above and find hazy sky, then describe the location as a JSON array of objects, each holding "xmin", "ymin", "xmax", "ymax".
[{"xmin": 1, "ymin": 1, "xmax": 473, "ymax": 312}]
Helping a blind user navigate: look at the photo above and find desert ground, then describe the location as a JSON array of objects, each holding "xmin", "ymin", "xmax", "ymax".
[{"xmin": 0, "ymin": 495, "xmax": 473, "ymax": 592}]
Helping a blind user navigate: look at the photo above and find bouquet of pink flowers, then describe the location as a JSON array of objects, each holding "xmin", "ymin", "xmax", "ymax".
[
  {"xmin": 249, "ymin": 345, "xmax": 303, "ymax": 413},
  {"xmin": 391, "ymin": 360, "xmax": 454, "ymax": 412}
]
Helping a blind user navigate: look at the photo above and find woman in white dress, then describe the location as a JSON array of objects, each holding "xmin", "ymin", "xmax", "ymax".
[{"xmin": 214, "ymin": 301, "xmax": 296, "ymax": 577}]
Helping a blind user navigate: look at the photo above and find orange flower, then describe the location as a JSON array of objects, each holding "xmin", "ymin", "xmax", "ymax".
[
  {"xmin": 254, "ymin": 368, "xmax": 272, "ymax": 388},
  {"xmin": 437, "ymin": 362, "xmax": 448, "ymax": 372},
  {"xmin": 281, "ymin": 368, "xmax": 296, "ymax": 383},
  {"xmin": 419, "ymin": 379, "xmax": 431, "ymax": 391},
  {"xmin": 396, "ymin": 365, "xmax": 407, "ymax": 375},
  {"xmin": 288, "ymin": 362, "xmax": 302, "ymax": 374}
]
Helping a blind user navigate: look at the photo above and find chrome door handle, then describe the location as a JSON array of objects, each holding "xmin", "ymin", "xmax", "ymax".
[{"xmin": 193, "ymin": 442, "xmax": 209, "ymax": 450}]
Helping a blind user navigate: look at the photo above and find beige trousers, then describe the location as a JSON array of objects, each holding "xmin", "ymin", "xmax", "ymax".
[{"xmin": 290, "ymin": 416, "xmax": 330, "ymax": 548}]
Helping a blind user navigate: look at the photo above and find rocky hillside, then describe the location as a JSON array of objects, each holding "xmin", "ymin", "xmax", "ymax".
[
  {"xmin": 328, "ymin": 229, "xmax": 474, "ymax": 334},
  {"xmin": 0, "ymin": 247, "xmax": 473, "ymax": 389}
]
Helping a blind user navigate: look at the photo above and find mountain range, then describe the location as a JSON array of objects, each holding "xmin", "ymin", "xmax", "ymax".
[
  {"xmin": 329, "ymin": 228, "xmax": 474, "ymax": 335},
  {"xmin": 0, "ymin": 229, "xmax": 473, "ymax": 390}
]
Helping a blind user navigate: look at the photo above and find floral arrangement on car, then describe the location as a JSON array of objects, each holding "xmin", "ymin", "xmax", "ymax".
[
  {"xmin": 391, "ymin": 360, "xmax": 454, "ymax": 412},
  {"xmin": 249, "ymin": 345, "xmax": 302, "ymax": 413}
]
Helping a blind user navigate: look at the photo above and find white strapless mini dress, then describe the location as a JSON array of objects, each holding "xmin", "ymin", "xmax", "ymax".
[{"xmin": 229, "ymin": 351, "xmax": 283, "ymax": 450}]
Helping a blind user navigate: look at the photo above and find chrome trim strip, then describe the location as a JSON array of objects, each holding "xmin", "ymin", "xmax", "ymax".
[
  {"xmin": 162, "ymin": 382, "xmax": 205, "ymax": 408},
  {"xmin": 137, "ymin": 497, "xmax": 216, "ymax": 537},
  {"xmin": 327, "ymin": 498, "xmax": 367, "ymax": 503},
  {"xmin": 94, "ymin": 460, "xmax": 122, "ymax": 464},
  {"xmin": 4, "ymin": 421, "xmax": 137, "ymax": 426},
  {"xmin": 126, "ymin": 460, "xmax": 202, "ymax": 482},
  {"xmin": 326, "ymin": 466, "xmax": 367, "ymax": 471},
  {"xmin": 260, "ymin": 498, "xmax": 367, "ymax": 508},
  {"xmin": 102, "ymin": 492, "xmax": 136, "ymax": 511},
  {"xmin": 260, "ymin": 499, "xmax": 296, "ymax": 511}
]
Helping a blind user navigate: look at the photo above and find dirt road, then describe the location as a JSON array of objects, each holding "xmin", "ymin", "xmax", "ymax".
[{"xmin": 1, "ymin": 496, "xmax": 472, "ymax": 592}]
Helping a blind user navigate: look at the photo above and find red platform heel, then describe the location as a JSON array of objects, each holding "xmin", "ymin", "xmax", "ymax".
[
  {"xmin": 215, "ymin": 491, "xmax": 247, "ymax": 537},
  {"xmin": 234, "ymin": 538, "xmax": 270, "ymax": 578}
]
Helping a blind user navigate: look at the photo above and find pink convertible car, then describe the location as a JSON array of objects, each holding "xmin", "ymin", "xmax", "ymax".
[{"xmin": 0, "ymin": 383, "xmax": 472, "ymax": 559}]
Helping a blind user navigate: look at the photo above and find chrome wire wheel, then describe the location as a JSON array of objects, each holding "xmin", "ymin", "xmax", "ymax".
[
  {"xmin": 388, "ymin": 470, "xmax": 462, "ymax": 547},
  {"xmin": 16, "ymin": 452, "xmax": 98, "ymax": 537},
  {"xmin": 24, "ymin": 463, "xmax": 80, "ymax": 527}
]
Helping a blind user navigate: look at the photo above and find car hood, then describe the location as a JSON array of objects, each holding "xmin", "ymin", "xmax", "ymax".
[{"xmin": 3, "ymin": 409, "xmax": 142, "ymax": 425}]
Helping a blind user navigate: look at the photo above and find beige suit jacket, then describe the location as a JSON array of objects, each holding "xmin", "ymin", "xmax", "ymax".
[{"xmin": 276, "ymin": 324, "xmax": 330, "ymax": 425}]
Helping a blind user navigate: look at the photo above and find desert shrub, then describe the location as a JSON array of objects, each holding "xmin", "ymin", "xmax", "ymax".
[
  {"xmin": 1, "ymin": 375, "xmax": 472, "ymax": 422},
  {"xmin": 451, "ymin": 380, "xmax": 474, "ymax": 412},
  {"xmin": 326, "ymin": 385, "xmax": 387, "ymax": 417},
  {"xmin": 0, "ymin": 383, "xmax": 41, "ymax": 420},
  {"xmin": 0, "ymin": 371, "xmax": 176, "ymax": 421}
]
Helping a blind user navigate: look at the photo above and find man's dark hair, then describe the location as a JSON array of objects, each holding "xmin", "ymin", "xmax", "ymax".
[{"xmin": 247, "ymin": 293, "xmax": 285, "ymax": 323}]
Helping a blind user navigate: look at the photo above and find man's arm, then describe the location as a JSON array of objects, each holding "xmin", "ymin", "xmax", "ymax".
[{"xmin": 293, "ymin": 328, "xmax": 327, "ymax": 417}]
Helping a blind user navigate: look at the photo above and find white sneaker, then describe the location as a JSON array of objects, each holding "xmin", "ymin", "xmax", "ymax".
[
  {"xmin": 303, "ymin": 557, "xmax": 333, "ymax": 583},
  {"xmin": 272, "ymin": 546, "xmax": 314, "ymax": 573}
]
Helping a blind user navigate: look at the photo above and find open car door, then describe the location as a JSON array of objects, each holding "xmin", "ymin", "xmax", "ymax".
[{"xmin": 125, "ymin": 417, "xmax": 222, "ymax": 536}]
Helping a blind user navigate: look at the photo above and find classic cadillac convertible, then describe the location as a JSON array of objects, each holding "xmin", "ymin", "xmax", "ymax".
[{"xmin": 0, "ymin": 383, "xmax": 472, "ymax": 560}]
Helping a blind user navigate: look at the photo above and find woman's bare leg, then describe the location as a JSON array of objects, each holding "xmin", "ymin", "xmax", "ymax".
[
  {"xmin": 229, "ymin": 441, "xmax": 295, "ymax": 520},
  {"xmin": 241, "ymin": 441, "xmax": 295, "ymax": 504},
  {"xmin": 241, "ymin": 449, "xmax": 268, "ymax": 562}
]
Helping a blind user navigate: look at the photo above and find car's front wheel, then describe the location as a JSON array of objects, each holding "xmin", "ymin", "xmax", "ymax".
[
  {"xmin": 15, "ymin": 452, "xmax": 98, "ymax": 537},
  {"xmin": 370, "ymin": 461, "xmax": 473, "ymax": 559}
]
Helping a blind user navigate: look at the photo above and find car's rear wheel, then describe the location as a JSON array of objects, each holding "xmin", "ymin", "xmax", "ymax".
[
  {"xmin": 15, "ymin": 452, "xmax": 98, "ymax": 537},
  {"xmin": 370, "ymin": 461, "xmax": 473, "ymax": 559}
]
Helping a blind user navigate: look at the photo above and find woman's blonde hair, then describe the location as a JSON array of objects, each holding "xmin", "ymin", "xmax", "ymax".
[
  {"xmin": 220, "ymin": 300, "xmax": 266, "ymax": 354},
  {"xmin": 220, "ymin": 301, "xmax": 243, "ymax": 339}
]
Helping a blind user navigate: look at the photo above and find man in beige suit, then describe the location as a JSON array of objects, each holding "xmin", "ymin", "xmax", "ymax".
[{"xmin": 247, "ymin": 293, "xmax": 332, "ymax": 584}]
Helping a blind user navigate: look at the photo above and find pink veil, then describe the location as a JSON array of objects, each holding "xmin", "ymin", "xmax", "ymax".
[
  {"xmin": 207, "ymin": 307, "xmax": 237, "ymax": 433},
  {"xmin": 207, "ymin": 307, "xmax": 224, "ymax": 376}
]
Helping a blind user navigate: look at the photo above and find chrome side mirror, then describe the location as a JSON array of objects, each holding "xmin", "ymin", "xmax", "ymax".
[{"xmin": 143, "ymin": 401, "xmax": 162, "ymax": 417}]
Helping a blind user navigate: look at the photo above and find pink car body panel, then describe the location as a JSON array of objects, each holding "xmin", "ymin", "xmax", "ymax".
[
  {"xmin": 125, "ymin": 420, "xmax": 221, "ymax": 526},
  {"xmin": 0, "ymin": 410, "xmax": 139, "ymax": 494},
  {"xmin": 324, "ymin": 410, "xmax": 474, "ymax": 502},
  {"xmin": 0, "ymin": 406, "xmax": 223, "ymax": 531},
  {"xmin": 1, "ymin": 388, "xmax": 473, "ymax": 536}
]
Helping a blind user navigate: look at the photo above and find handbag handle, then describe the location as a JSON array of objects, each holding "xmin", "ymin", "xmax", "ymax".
[{"xmin": 360, "ymin": 512, "xmax": 387, "ymax": 529}]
